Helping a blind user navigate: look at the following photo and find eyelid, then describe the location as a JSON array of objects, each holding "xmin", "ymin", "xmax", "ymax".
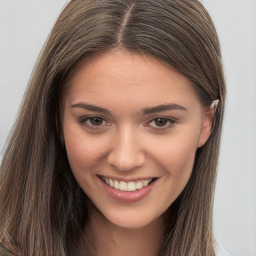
[
  {"xmin": 77, "ymin": 115, "xmax": 111, "ymax": 128},
  {"xmin": 77, "ymin": 115, "xmax": 177, "ymax": 131},
  {"xmin": 145, "ymin": 116, "xmax": 177, "ymax": 130}
]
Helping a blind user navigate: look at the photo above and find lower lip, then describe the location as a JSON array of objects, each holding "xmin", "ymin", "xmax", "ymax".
[{"xmin": 99, "ymin": 178, "xmax": 157, "ymax": 203}]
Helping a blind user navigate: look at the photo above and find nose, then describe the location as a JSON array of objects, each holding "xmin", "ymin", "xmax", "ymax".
[{"xmin": 107, "ymin": 126, "xmax": 145, "ymax": 172}]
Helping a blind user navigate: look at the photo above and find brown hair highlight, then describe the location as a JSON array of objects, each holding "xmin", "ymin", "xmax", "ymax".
[{"xmin": 0, "ymin": 1, "xmax": 225, "ymax": 255}]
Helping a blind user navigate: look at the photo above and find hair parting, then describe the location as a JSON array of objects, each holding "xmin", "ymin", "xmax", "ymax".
[{"xmin": 0, "ymin": 1, "xmax": 225, "ymax": 255}]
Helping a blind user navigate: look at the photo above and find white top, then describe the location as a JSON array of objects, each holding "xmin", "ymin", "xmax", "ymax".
[{"xmin": 216, "ymin": 243, "xmax": 232, "ymax": 256}]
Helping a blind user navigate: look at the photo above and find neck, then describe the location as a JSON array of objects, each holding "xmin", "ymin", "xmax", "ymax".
[{"xmin": 80, "ymin": 202, "xmax": 173, "ymax": 256}]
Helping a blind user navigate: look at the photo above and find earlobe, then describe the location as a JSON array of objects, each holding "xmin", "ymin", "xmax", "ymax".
[{"xmin": 198, "ymin": 100, "xmax": 219, "ymax": 148}]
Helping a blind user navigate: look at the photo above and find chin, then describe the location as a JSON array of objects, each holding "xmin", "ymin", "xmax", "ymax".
[
  {"xmin": 103, "ymin": 209, "xmax": 162, "ymax": 230},
  {"xmin": 110, "ymin": 218, "xmax": 153, "ymax": 230}
]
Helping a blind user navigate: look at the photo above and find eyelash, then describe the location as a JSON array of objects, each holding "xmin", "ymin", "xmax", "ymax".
[
  {"xmin": 145, "ymin": 117, "xmax": 176, "ymax": 130},
  {"xmin": 77, "ymin": 116, "xmax": 176, "ymax": 130},
  {"xmin": 77, "ymin": 116, "xmax": 110, "ymax": 128}
]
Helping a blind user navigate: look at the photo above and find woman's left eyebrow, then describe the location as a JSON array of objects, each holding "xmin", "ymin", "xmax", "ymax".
[{"xmin": 142, "ymin": 104, "xmax": 187, "ymax": 115}]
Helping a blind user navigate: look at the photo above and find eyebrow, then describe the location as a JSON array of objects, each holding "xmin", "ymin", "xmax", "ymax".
[
  {"xmin": 142, "ymin": 104, "xmax": 187, "ymax": 115},
  {"xmin": 71, "ymin": 103, "xmax": 187, "ymax": 115},
  {"xmin": 71, "ymin": 103, "xmax": 112, "ymax": 115}
]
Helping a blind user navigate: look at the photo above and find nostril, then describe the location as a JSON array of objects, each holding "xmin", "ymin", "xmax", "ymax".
[{"xmin": 107, "ymin": 151, "xmax": 145, "ymax": 172}]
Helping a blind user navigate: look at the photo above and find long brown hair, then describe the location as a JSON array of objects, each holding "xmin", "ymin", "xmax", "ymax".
[{"xmin": 0, "ymin": 0, "xmax": 226, "ymax": 255}]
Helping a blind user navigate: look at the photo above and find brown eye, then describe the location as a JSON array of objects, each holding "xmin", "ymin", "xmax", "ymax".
[
  {"xmin": 89, "ymin": 117, "xmax": 104, "ymax": 126},
  {"xmin": 147, "ymin": 117, "xmax": 176, "ymax": 130},
  {"xmin": 77, "ymin": 116, "xmax": 110, "ymax": 128},
  {"xmin": 154, "ymin": 118, "xmax": 168, "ymax": 127}
]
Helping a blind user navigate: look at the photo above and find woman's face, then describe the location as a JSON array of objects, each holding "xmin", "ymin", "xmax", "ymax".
[{"xmin": 62, "ymin": 49, "xmax": 213, "ymax": 229}]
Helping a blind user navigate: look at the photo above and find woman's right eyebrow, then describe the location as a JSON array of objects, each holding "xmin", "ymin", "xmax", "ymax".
[{"xmin": 71, "ymin": 103, "xmax": 112, "ymax": 115}]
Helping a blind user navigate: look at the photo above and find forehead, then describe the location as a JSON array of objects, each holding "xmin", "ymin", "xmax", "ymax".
[{"xmin": 64, "ymin": 49, "xmax": 200, "ymax": 110}]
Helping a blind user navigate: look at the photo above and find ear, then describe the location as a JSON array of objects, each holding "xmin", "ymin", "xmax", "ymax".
[{"xmin": 197, "ymin": 108, "xmax": 215, "ymax": 148}]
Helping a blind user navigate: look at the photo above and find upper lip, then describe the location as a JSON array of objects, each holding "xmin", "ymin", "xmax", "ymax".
[{"xmin": 97, "ymin": 174, "xmax": 159, "ymax": 182}]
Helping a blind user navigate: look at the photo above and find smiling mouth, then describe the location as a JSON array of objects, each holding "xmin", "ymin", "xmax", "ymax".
[{"xmin": 99, "ymin": 176, "xmax": 158, "ymax": 192}]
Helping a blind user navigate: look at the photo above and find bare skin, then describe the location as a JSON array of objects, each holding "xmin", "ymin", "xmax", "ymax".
[
  {"xmin": 62, "ymin": 49, "xmax": 214, "ymax": 255},
  {"xmin": 81, "ymin": 201, "xmax": 172, "ymax": 256}
]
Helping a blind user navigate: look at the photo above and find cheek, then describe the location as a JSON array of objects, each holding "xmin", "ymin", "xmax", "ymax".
[
  {"xmin": 63, "ymin": 131, "xmax": 110, "ymax": 194},
  {"xmin": 171, "ymin": 137, "xmax": 198, "ymax": 172},
  {"xmin": 63, "ymin": 124, "xmax": 107, "ymax": 174},
  {"xmin": 151, "ymin": 129, "xmax": 200, "ymax": 179},
  {"xmin": 142, "ymin": 130, "xmax": 200, "ymax": 215}
]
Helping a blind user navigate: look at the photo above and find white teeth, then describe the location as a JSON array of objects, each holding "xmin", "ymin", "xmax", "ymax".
[
  {"xmin": 127, "ymin": 182, "xmax": 136, "ymax": 191},
  {"xmin": 143, "ymin": 180, "xmax": 149, "ymax": 186},
  {"xmin": 109, "ymin": 179, "xmax": 114, "ymax": 187},
  {"xmin": 102, "ymin": 177, "xmax": 154, "ymax": 192},
  {"xmin": 114, "ymin": 180, "xmax": 119, "ymax": 189},
  {"xmin": 136, "ymin": 181, "xmax": 143, "ymax": 190},
  {"xmin": 119, "ymin": 181, "xmax": 127, "ymax": 191}
]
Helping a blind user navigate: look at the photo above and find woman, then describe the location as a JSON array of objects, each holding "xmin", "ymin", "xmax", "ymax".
[{"xmin": 0, "ymin": 0, "xmax": 229, "ymax": 255}]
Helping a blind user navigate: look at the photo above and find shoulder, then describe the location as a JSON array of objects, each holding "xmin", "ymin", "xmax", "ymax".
[
  {"xmin": 215, "ymin": 243, "xmax": 232, "ymax": 256},
  {"xmin": 0, "ymin": 242, "xmax": 16, "ymax": 256}
]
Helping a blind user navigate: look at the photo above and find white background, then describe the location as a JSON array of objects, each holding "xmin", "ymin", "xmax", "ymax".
[{"xmin": 0, "ymin": 1, "xmax": 255, "ymax": 255}]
